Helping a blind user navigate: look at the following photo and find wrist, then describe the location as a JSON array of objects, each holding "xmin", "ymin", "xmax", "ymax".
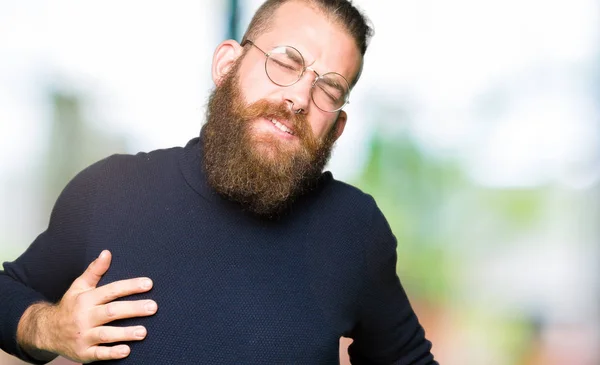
[{"xmin": 17, "ymin": 302, "xmax": 58, "ymax": 361}]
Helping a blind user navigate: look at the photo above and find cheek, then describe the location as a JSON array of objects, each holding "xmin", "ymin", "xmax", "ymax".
[
  {"xmin": 237, "ymin": 62, "xmax": 278, "ymax": 104},
  {"xmin": 309, "ymin": 117, "xmax": 336, "ymax": 141}
]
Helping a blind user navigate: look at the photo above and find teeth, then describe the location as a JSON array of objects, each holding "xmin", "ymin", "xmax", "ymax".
[{"xmin": 270, "ymin": 118, "xmax": 293, "ymax": 135}]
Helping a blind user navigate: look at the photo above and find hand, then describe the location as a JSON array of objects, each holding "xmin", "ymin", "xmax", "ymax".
[{"xmin": 19, "ymin": 250, "xmax": 158, "ymax": 363}]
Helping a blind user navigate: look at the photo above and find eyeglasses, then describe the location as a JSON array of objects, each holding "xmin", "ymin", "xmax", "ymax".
[{"xmin": 241, "ymin": 39, "xmax": 350, "ymax": 113}]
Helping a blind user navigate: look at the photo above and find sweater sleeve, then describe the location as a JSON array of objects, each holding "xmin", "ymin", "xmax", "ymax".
[
  {"xmin": 0, "ymin": 160, "xmax": 104, "ymax": 363},
  {"xmin": 347, "ymin": 203, "xmax": 437, "ymax": 365}
]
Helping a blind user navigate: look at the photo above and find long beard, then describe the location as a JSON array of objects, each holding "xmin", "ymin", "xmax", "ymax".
[{"xmin": 201, "ymin": 62, "xmax": 337, "ymax": 218}]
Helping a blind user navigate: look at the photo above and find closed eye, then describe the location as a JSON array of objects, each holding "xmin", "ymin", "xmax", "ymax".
[
  {"xmin": 271, "ymin": 58, "xmax": 300, "ymax": 72},
  {"xmin": 316, "ymin": 83, "xmax": 342, "ymax": 102}
]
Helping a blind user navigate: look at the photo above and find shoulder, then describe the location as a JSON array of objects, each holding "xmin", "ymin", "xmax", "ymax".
[
  {"xmin": 316, "ymin": 171, "xmax": 379, "ymax": 219},
  {"xmin": 308, "ymin": 172, "xmax": 394, "ymax": 249},
  {"xmin": 322, "ymin": 171, "xmax": 395, "ymax": 238},
  {"xmin": 54, "ymin": 144, "xmax": 185, "ymax": 212},
  {"xmin": 70, "ymin": 144, "xmax": 184, "ymax": 190},
  {"xmin": 97, "ymin": 145, "xmax": 184, "ymax": 179}
]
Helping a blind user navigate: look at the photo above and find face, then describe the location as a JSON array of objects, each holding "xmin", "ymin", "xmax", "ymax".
[
  {"xmin": 202, "ymin": 60, "xmax": 336, "ymax": 217},
  {"xmin": 230, "ymin": 1, "xmax": 362, "ymax": 150},
  {"xmin": 202, "ymin": 1, "xmax": 363, "ymax": 217}
]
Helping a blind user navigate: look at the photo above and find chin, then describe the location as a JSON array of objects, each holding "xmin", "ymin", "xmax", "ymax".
[
  {"xmin": 251, "ymin": 141, "xmax": 279, "ymax": 161},
  {"xmin": 250, "ymin": 130, "xmax": 300, "ymax": 157}
]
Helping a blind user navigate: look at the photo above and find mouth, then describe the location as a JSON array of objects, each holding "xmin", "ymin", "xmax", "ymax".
[{"xmin": 269, "ymin": 117, "xmax": 294, "ymax": 135}]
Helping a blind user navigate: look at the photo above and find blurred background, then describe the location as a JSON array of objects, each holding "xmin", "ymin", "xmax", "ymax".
[{"xmin": 1, "ymin": 0, "xmax": 599, "ymax": 364}]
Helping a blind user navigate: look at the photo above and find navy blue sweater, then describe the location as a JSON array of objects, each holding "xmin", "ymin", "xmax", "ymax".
[{"xmin": 0, "ymin": 138, "xmax": 436, "ymax": 364}]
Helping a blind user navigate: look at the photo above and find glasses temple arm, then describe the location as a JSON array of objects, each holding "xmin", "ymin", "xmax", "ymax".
[{"xmin": 241, "ymin": 39, "xmax": 269, "ymax": 57}]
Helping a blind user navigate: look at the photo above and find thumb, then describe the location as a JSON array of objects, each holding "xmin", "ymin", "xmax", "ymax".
[{"xmin": 73, "ymin": 250, "xmax": 112, "ymax": 290}]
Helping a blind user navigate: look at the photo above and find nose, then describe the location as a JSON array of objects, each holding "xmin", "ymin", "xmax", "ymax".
[{"xmin": 282, "ymin": 70, "xmax": 315, "ymax": 114}]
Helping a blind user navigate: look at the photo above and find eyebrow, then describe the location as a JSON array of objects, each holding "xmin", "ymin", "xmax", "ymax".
[
  {"xmin": 319, "ymin": 77, "xmax": 347, "ymax": 94},
  {"xmin": 278, "ymin": 45, "xmax": 348, "ymax": 92},
  {"xmin": 285, "ymin": 49, "xmax": 304, "ymax": 65}
]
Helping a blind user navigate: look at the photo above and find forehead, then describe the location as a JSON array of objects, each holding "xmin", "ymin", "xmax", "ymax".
[{"xmin": 255, "ymin": 1, "xmax": 362, "ymax": 82}]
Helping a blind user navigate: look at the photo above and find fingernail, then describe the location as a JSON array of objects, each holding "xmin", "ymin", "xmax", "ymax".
[
  {"xmin": 134, "ymin": 328, "xmax": 146, "ymax": 338},
  {"xmin": 120, "ymin": 346, "xmax": 130, "ymax": 356},
  {"xmin": 145, "ymin": 301, "xmax": 157, "ymax": 312},
  {"xmin": 141, "ymin": 279, "xmax": 152, "ymax": 290}
]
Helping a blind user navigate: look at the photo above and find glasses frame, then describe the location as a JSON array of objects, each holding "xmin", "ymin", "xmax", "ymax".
[{"xmin": 241, "ymin": 39, "xmax": 350, "ymax": 113}]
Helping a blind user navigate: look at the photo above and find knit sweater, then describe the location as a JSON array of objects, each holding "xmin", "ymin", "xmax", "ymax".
[{"xmin": 0, "ymin": 137, "xmax": 436, "ymax": 364}]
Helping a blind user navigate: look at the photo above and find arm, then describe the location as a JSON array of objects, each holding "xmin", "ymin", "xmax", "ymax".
[
  {"xmin": 1, "ymin": 158, "xmax": 157, "ymax": 364},
  {"xmin": 15, "ymin": 251, "xmax": 156, "ymax": 363},
  {"xmin": 16, "ymin": 302, "xmax": 57, "ymax": 363},
  {"xmin": 347, "ymin": 204, "xmax": 437, "ymax": 365},
  {"xmin": 0, "ymin": 163, "xmax": 96, "ymax": 363},
  {"xmin": 0, "ymin": 270, "xmax": 49, "ymax": 364}
]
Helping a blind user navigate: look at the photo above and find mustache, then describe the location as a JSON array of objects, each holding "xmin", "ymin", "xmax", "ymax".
[
  {"xmin": 239, "ymin": 99, "xmax": 319, "ymax": 152},
  {"xmin": 241, "ymin": 100, "xmax": 308, "ymax": 133}
]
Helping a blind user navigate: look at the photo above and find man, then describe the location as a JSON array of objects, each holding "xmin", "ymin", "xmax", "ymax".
[{"xmin": 0, "ymin": 0, "xmax": 437, "ymax": 363}]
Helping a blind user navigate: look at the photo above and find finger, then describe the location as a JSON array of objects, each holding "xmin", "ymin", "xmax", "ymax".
[
  {"xmin": 87, "ymin": 344, "xmax": 131, "ymax": 361},
  {"xmin": 92, "ymin": 277, "xmax": 153, "ymax": 305},
  {"xmin": 90, "ymin": 300, "xmax": 158, "ymax": 326},
  {"xmin": 73, "ymin": 250, "xmax": 112, "ymax": 290},
  {"xmin": 86, "ymin": 325, "xmax": 147, "ymax": 345}
]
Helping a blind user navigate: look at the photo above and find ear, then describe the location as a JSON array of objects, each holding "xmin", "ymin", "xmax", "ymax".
[
  {"xmin": 331, "ymin": 110, "xmax": 348, "ymax": 141},
  {"xmin": 212, "ymin": 40, "xmax": 243, "ymax": 86}
]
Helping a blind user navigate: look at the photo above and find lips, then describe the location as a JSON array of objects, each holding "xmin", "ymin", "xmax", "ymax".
[{"xmin": 269, "ymin": 118, "xmax": 294, "ymax": 135}]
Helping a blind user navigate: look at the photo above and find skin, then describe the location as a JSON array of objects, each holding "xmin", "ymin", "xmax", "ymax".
[
  {"xmin": 16, "ymin": 1, "xmax": 363, "ymax": 362},
  {"xmin": 17, "ymin": 251, "xmax": 157, "ymax": 362},
  {"xmin": 211, "ymin": 1, "xmax": 362, "ymax": 154}
]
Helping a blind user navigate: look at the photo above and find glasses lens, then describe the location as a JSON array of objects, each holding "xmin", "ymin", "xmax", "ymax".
[
  {"xmin": 311, "ymin": 73, "xmax": 349, "ymax": 112},
  {"xmin": 266, "ymin": 46, "xmax": 304, "ymax": 87}
]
